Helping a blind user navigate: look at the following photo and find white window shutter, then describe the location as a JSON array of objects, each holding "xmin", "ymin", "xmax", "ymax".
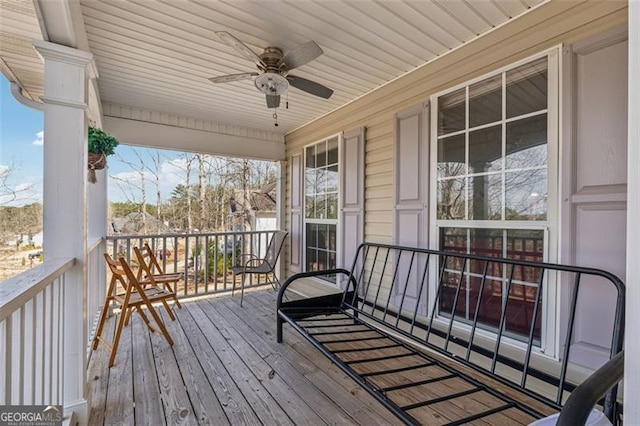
[
  {"xmin": 393, "ymin": 103, "xmax": 429, "ymax": 309},
  {"xmin": 340, "ymin": 127, "xmax": 365, "ymax": 279},
  {"xmin": 289, "ymin": 152, "xmax": 303, "ymax": 273}
]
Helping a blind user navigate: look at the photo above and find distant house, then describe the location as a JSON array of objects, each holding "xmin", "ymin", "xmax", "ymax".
[
  {"xmin": 111, "ymin": 212, "xmax": 170, "ymax": 235},
  {"xmin": 228, "ymin": 182, "xmax": 277, "ymax": 233}
]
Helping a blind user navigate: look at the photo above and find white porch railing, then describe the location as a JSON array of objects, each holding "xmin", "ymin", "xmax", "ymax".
[
  {"xmin": 107, "ymin": 230, "xmax": 278, "ymax": 298},
  {"xmin": 0, "ymin": 257, "xmax": 74, "ymax": 405},
  {"xmin": 86, "ymin": 239, "xmax": 106, "ymax": 349}
]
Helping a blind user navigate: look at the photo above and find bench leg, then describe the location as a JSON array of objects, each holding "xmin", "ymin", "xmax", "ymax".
[{"xmin": 277, "ymin": 316, "xmax": 283, "ymax": 343}]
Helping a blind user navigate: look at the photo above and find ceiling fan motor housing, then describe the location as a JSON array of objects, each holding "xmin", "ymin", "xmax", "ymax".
[{"xmin": 255, "ymin": 72, "xmax": 289, "ymax": 96}]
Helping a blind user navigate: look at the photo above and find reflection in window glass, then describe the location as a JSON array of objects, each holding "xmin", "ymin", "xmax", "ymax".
[
  {"xmin": 304, "ymin": 137, "xmax": 339, "ymax": 282},
  {"xmin": 507, "ymin": 56, "xmax": 547, "ymax": 119},
  {"xmin": 437, "ymin": 178, "xmax": 465, "ymax": 220},
  {"xmin": 438, "ymin": 227, "xmax": 543, "ymax": 341},
  {"xmin": 435, "ymin": 54, "xmax": 552, "ymax": 344},
  {"xmin": 438, "ymin": 88, "xmax": 466, "ymax": 135},
  {"xmin": 468, "ymin": 174, "xmax": 502, "ymax": 220},
  {"xmin": 327, "ymin": 138, "xmax": 339, "ymax": 165},
  {"xmin": 437, "ymin": 134, "xmax": 465, "ymax": 178},
  {"xmin": 506, "ymin": 114, "xmax": 547, "ymax": 169},
  {"xmin": 469, "ymin": 125, "xmax": 502, "ymax": 173},
  {"xmin": 469, "ymin": 75, "xmax": 502, "ymax": 128},
  {"xmin": 505, "ymin": 169, "xmax": 547, "ymax": 220}
]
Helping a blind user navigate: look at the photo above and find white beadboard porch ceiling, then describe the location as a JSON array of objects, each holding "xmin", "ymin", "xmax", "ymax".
[{"xmin": 1, "ymin": 0, "xmax": 546, "ymax": 135}]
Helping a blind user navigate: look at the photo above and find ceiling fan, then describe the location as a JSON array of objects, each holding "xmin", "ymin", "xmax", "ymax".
[{"xmin": 209, "ymin": 31, "xmax": 333, "ymax": 109}]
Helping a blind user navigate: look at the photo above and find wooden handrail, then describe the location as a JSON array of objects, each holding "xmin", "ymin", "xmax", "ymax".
[{"xmin": 0, "ymin": 257, "xmax": 75, "ymax": 322}]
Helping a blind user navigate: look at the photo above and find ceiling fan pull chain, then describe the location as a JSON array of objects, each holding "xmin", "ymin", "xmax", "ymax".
[
  {"xmin": 286, "ymin": 91, "xmax": 289, "ymax": 109},
  {"xmin": 273, "ymin": 110, "xmax": 279, "ymax": 127}
]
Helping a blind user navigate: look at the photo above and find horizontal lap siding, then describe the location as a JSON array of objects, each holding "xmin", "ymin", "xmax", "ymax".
[{"xmin": 283, "ymin": 1, "xmax": 628, "ymax": 278}]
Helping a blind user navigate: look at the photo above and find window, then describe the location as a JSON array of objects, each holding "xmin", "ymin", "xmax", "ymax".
[
  {"xmin": 304, "ymin": 136, "xmax": 340, "ymax": 277},
  {"xmin": 431, "ymin": 53, "xmax": 558, "ymax": 345}
]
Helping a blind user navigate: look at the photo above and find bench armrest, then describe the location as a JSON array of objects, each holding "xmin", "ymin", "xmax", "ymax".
[
  {"xmin": 276, "ymin": 268, "xmax": 355, "ymax": 308},
  {"xmin": 556, "ymin": 350, "xmax": 624, "ymax": 426}
]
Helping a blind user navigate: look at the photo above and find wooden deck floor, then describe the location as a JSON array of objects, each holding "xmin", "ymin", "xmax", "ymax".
[{"xmin": 86, "ymin": 286, "xmax": 399, "ymax": 425}]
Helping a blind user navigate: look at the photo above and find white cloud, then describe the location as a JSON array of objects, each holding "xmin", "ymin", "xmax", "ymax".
[
  {"xmin": 15, "ymin": 182, "xmax": 33, "ymax": 192},
  {"xmin": 32, "ymin": 130, "xmax": 44, "ymax": 146}
]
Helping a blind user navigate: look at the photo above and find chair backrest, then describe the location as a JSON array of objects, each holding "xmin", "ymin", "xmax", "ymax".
[
  {"xmin": 134, "ymin": 244, "xmax": 163, "ymax": 281},
  {"xmin": 104, "ymin": 252, "xmax": 139, "ymax": 293},
  {"xmin": 264, "ymin": 230, "xmax": 288, "ymax": 268}
]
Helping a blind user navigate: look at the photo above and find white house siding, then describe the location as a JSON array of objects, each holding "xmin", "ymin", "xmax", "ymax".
[{"xmin": 284, "ymin": 1, "xmax": 628, "ymax": 281}]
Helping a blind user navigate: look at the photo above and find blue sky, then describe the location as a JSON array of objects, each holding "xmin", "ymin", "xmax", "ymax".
[
  {"xmin": 0, "ymin": 77, "xmax": 44, "ymax": 206},
  {"xmin": 0, "ymin": 75, "xmax": 196, "ymax": 206}
]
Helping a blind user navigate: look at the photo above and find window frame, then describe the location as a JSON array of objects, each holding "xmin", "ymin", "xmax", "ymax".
[
  {"xmin": 302, "ymin": 132, "xmax": 343, "ymax": 283},
  {"xmin": 429, "ymin": 48, "xmax": 560, "ymax": 357}
]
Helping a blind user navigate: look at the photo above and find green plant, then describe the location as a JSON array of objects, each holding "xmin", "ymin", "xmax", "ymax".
[{"xmin": 88, "ymin": 126, "xmax": 119, "ymax": 156}]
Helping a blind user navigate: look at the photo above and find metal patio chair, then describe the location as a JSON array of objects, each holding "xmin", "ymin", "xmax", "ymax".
[{"xmin": 231, "ymin": 230, "xmax": 288, "ymax": 306}]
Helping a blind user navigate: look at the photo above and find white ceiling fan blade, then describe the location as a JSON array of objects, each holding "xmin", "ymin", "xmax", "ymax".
[
  {"xmin": 208, "ymin": 72, "xmax": 258, "ymax": 83},
  {"xmin": 216, "ymin": 31, "xmax": 265, "ymax": 66},
  {"xmin": 266, "ymin": 94, "xmax": 280, "ymax": 109},
  {"xmin": 283, "ymin": 41, "xmax": 323, "ymax": 70},
  {"xmin": 287, "ymin": 75, "xmax": 333, "ymax": 99}
]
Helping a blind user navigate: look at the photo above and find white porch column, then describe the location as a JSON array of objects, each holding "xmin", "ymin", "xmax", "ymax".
[
  {"xmin": 34, "ymin": 40, "xmax": 93, "ymax": 424},
  {"xmin": 626, "ymin": 2, "xmax": 640, "ymax": 424}
]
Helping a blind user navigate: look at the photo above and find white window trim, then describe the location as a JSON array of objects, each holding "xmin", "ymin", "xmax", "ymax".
[
  {"xmin": 302, "ymin": 132, "xmax": 343, "ymax": 284},
  {"xmin": 428, "ymin": 47, "xmax": 561, "ymax": 357}
]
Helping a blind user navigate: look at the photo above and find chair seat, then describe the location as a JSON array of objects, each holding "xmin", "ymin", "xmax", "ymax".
[
  {"xmin": 231, "ymin": 263, "xmax": 271, "ymax": 274},
  {"xmin": 140, "ymin": 272, "xmax": 183, "ymax": 285},
  {"xmin": 113, "ymin": 287, "xmax": 174, "ymax": 305}
]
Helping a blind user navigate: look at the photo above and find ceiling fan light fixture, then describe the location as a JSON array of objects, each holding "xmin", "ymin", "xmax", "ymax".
[{"xmin": 254, "ymin": 72, "xmax": 289, "ymax": 96}]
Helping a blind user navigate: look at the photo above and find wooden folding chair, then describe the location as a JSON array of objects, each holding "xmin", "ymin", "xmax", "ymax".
[
  {"xmin": 134, "ymin": 243, "xmax": 182, "ymax": 309},
  {"xmin": 93, "ymin": 253, "xmax": 175, "ymax": 367}
]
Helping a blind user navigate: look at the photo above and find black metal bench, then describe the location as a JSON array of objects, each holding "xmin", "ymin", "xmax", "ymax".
[{"xmin": 277, "ymin": 242, "xmax": 625, "ymax": 425}]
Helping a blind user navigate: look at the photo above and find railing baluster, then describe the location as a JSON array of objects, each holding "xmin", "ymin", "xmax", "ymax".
[
  {"xmin": 30, "ymin": 296, "xmax": 37, "ymax": 404},
  {"xmin": 18, "ymin": 306, "xmax": 24, "ymax": 404},
  {"xmin": 4, "ymin": 315, "xmax": 11, "ymax": 404}
]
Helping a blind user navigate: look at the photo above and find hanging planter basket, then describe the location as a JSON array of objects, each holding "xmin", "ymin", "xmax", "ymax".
[
  {"xmin": 88, "ymin": 152, "xmax": 107, "ymax": 184},
  {"xmin": 87, "ymin": 126, "xmax": 119, "ymax": 184}
]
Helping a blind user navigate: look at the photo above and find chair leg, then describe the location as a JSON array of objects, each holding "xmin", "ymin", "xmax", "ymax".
[
  {"xmin": 135, "ymin": 306, "xmax": 155, "ymax": 333},
  {"xmin": 92, "ymin": 297, "xmax": 111, "ymax": 351},
  {"xmin": 161, "ymin": 299, "xmax": 176, "ymax": 321},
  {"xmin": 240, "ymin": 273, "xmax": 246, "ymax": 307},
  {"xmin": 231, "ymin": 272, "xmax": 237, "ymax": 297},
  {"xmin": 108, "ymin": 309, "xmax": 128, "ymax": 367},
  {"xmin": 139, "ymin": 292, "xmax": 173, "ymax": 346},
  {"xmin": 165, "ymin": 283, "xmax": 182, "ymax": 308}
]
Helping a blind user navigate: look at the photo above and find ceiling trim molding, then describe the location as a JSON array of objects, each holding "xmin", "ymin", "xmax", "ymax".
[
  {"xmin": 103, "ymin": 103, "xmax": 285, "ymax": 143},
  {"xmin": 103, "ymin": 115, "xmax": 285, "ymax": 161}
]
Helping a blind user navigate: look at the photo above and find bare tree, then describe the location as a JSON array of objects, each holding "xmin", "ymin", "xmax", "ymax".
[{"xmin": 0, "ymin": 164, "xmax": 35, "ymax": 206}]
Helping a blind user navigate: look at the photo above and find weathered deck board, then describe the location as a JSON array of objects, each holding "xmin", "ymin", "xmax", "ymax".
[
  {"xmin": 197, "ymin": 298, "xmax": 332, "ymax": 425},
  {"xmin": 131, "ymin": 314, "xmax": 165, "ymax": 426},
  {"xmin": 148, "ymin": 311, "xmax": 198, "ymax": 425},
  {"xmin": 86, "ymin": 311, "xmax": 116, "ymax": 426},
  {"xmin": 103, "ymin": 314, "xmax": 135, "ymax": 426},
  {"xmin": 158, "ymin": 309, "xmax": 228, "ymax": 425},
  {"xmin": 212, "ymin": 297, "xmax": 371, "ymax": 425},
  {"xmin": 88, "ymin": 286, "xmax": 540, "ymax": 425},
  {"xmin": 88, "ymin": 287, "xmax": 398, "ymax": 425},
  {"xmin": 182, "ymin": 302, "xmax": 283, "ymax": 425},
  {"xmin": 239, "ymin": 289, "xmax": 400, "ymax": 425}
]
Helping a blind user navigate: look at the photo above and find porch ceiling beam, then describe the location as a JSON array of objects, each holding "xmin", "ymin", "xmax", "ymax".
[{"xmin": 103, "ymin": 114, "xmax": 285, "ymax": 161}]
